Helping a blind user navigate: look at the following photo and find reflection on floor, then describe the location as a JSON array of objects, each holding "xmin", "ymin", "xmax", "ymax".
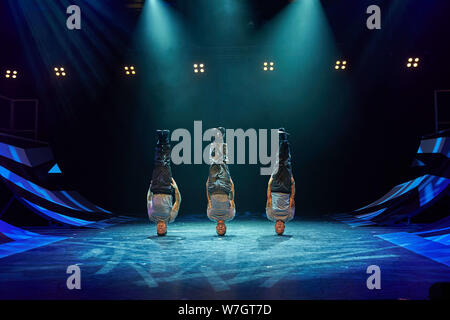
[
  {"xmin": 0, "ymin": 215, "xmax": 449, "ymax": 299},
  {"xmin": 377, "ymin": 231, "xmax": 450, "ymax": 267},
  {"xmin": 0, "ymin": 220, "xmax": 66, "ymax": 259}
]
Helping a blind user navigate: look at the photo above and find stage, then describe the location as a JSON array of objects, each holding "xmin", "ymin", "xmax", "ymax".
[{"xmin": 0, "ymin": 215, "xmax": 448, "ymax": 300}]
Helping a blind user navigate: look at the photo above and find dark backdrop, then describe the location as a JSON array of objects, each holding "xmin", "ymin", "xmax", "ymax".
[{"xmin": 1, "ymin": 0, "xmax": 450, "ymax": 217}]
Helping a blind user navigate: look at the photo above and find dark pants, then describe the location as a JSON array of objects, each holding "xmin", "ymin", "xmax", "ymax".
[
  {"xmin": 208, "ymin": 164, "xmax": 232, "ymax": 196},
  {"xmin": 271, "ymin": 141, "xmax": 292, "ymax": 194},
  {"xmin": 150, "ymin": 143, "xmax": 173, "ymax": 195}
]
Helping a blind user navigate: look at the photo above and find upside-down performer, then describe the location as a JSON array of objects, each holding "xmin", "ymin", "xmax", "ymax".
[
  {"xmin": 206, "ymin": 127, "xmax": 236, "ymax": 236},
  {"xmin": 266, "ymin": 128, "xmax": 295, "ymax": 235},
  {"xmin": 147, "ymin": 129, "xmax": 181, "ymax": 236}
]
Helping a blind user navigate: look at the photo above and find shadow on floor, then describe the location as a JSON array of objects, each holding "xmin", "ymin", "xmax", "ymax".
[{"xmin": 257, "ymin": 234, "xmax": 293, "ymax": 250}]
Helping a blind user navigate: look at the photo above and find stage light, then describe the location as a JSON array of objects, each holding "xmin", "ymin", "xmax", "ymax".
[
  {"xmin": 5, "ymin": 70, "xmax": 18, "ymax": 79},
  {"xmin": 194, "ymin": 63, "xmax": 205, "ymax": 74},
  {"xmin": 407, "ymin": 57, "xmax": 420, "ymax": 68},
  {"xmin": 263, "ymin": 61, "xmax": 275, "ymax": 71},
  {"xmin": 124, "ymin": 66, "xmax": 136, "ymax": 76},
  {"xmin": 54, "ymin": 67, "xmax": 66, "ymax": 77},
  {"xmin": 334, "ymin": 60, "xmax": 347, "ymax": 71}
]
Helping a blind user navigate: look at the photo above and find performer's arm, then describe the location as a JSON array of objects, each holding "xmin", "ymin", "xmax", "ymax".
[
  {"xmin": 147, "ymin": 183, "xmax": 153, "ymax": 211},
  {"xmin": 206, "ymin": 178, "xmax": 211, "ymax": 208},
  {"xmin": 230, "ymin": 178, "xmax": 235, "ymax": 208},
  {"xmin": 171, "ymin": 178, "xmax": 181, "ymax": 214},
  {"xmin": 266, "ymin": 176, "xmax": 273, "ymax": 208},
  {"xmin": 289, "ymin": 176, "xmax": 295, "ymax": 208}
]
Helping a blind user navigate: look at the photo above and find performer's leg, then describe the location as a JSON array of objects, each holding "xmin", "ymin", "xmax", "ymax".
[{"xmin": 151, "ymin": 130, "xmax": 173, "ymax": 195}]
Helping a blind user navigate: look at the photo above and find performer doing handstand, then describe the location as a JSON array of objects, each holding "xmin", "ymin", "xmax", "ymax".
[
  {"xmin": 206, "ymin": 127, "xmax": 236, "ymax": 236},
  {"xmin": 147, "ymin": 129, "xmax": 181, "ymax": 236},
  {"xmin": 266, "ymin": 128, "xmax": 295, "ymax": 235}
]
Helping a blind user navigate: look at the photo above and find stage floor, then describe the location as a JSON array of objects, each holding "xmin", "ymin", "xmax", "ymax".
[{"xmin": 0, "ymin": 215, "xmax": 449, "ymax": 299}]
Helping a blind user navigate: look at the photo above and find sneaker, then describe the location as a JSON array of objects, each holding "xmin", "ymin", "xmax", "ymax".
[
  {"xmin": 216, "ymin": 220, "xmax": 226, "ymax": 236},
  {"xmin": 157, "ymin": 220, "xmax": 167, "ymax": 236},
  {"xmin": 275, "ymin": 220, "xmax": 285, "ymax": 235},
  {"xmin": 156, "ymin": 129, "xmax": 170, "ymax": 145},
  {"xmin": 222, "ymin": 143, "xmax": 229, "ymax": 164}
]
